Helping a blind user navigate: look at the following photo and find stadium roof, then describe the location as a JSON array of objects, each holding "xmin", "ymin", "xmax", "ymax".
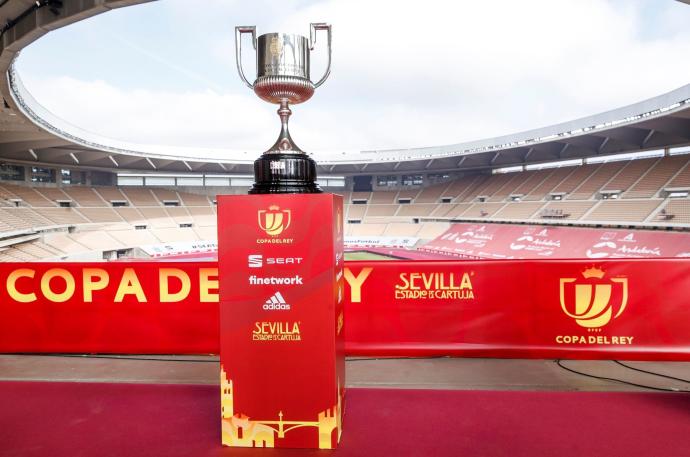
[{"xmin": 1, "ymin": 0, "xmax": 690, "ymax": 176}]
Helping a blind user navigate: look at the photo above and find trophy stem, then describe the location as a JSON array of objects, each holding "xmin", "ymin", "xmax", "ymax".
[
  {"xmin": 249, "ymin": 99, "xmax": 322, "ymax": 194},
  {"xmin": 268, "ymin": 99, "xmax": 304, "ymax": 154}
]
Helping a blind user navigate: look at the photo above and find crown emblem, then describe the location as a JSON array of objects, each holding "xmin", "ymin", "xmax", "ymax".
[
  {"xmin": 269, "ymin": 36, "xmax": 283, "ymax": 56},
  {"xmin": 581, "ymin": 266, "xmax": 605, "ymax": 279}
]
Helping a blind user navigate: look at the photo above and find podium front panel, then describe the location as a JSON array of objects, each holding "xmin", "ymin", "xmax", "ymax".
[{"xmin": 218, "ymin": 193, "xmax": 344, "ymax": 449}]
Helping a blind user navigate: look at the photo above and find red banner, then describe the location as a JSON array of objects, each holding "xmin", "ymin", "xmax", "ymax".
[
  {"xmin": 0, "ymin": 259, "xmax": 689, "ymax": 360},
  {"xmin": 423, "ymin": 222, "xmax": 690, "ymax": 259},
  {"xmin": 0, "ymin": 263, "xmax": 219, "ymax": 354},
  {"xmin": 344, "ymin": 259, "xmax": 690, "ymax": 360}
]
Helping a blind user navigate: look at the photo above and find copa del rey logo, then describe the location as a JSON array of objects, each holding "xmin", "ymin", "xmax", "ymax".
[
  {"xmin": 556, "ymin": 266, "xmax": 634, "ymax": 346},
  {"xmin": 257, "ymin": 205, "xmax": 293, "ymax": 244},
  {"xmin": 559, "ymin": 266, "xmax": 628, "ymax": 328},
  {"xmin": 258, "ymin": 205, "xmax": 291, "ymax": 236}
]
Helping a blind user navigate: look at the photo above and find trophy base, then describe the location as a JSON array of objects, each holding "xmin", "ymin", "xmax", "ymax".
[{"xmin": 249, "ymin": 153, "xmax": 323, "ymax": 194}]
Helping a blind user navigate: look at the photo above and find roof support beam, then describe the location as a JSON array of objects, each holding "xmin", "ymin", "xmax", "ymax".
[
  {"xmin": 647, "ymin": 118, "xmax": 690, "ymax": 140},
  {"xmin": 424, "ymin": 159, "xmax": 435, "ymax": 169},
  {"xmin": 490, "ymin": 152, "xmax": 500, "ymax": 164},
  {"xmin": 642, "ymin": 129, "xmax": 656, "ymax": 147},
  {"xmin": 69, "ymin": 152, "xmax": 79, "ymax": 164},
  {"xmin": 456, "ymin": 156, "xmax": 467, "ymax": 168},
  {"xmin": 108, "ymin": 155, "xmax": 118, "ymax": 167},
  {"xmin": 523, "ymin": 147, "xmax": 534, "ymax": 161},
  {"xmin": 598, "ymin": 127, "xmax": 648, "ymax": 148},
  {"xmin": 598, "ymin": 137, "xmax": 610, "ymax": 153},
  {"xmin": 28, "ymin": 149, "xmax": 37, "ymax": 160},
  {"xmin": 559, "ymin": 143, "xmax": 570, "ymax": 157},
  {"xmin": 146, "ymin": 157, "xmax": 156, "ymax": 169}
]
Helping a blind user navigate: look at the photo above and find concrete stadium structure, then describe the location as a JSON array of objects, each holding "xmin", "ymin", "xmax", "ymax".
[{"xmin": 1, "ymin": 0, "xmax": 690, "ymax": 178}]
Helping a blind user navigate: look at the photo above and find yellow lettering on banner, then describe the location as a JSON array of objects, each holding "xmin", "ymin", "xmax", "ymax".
[
  {"xmin": 199, "ymin": 268, "xmax": 219, "ymax": 302},
  {"xmin": 83, "ymin": 268, "xmax": 109, "ymax": 302},
  {"xmin": 7, "ymin": 268, "xmax": 36, "ymax": 303},
  {"xmin": 343, "ymin": 267, "xmax": 373, "ymax": 303},
  {"xmin": 460, "ymin": 273, "xmax": 473, "ymax": 289},
  {"xmin": 395, "ymin": 273, "xmax": 411, "ymax": 290},
  {"xmin": 40, "ymin": 268, "xmax": 75, "ymax": 303},
  {"xmin": 114, "ymin": 268, "xmax": 147, "ymax": 302},
  {"xmin": 160, "ymin": 268, "xmax": 191, "ymax": 302},
  {"xmin": 555, "ymin": 334, "xmax": 635, "ymax": 345}
]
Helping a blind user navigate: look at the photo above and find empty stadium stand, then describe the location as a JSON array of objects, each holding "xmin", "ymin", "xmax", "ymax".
[
  {"xmin": 625, "ymin": 155, "xmax": 689, "ymax": 198},
  {"xmin": 0, "ymin": 184, "xmax": 220, "ymax": 261},
  {"xmin": 341, "ymin": 154, "xmax": 690, "ymax": 230},
  {"xmin": 1, "ymin": 152, "xmax": 690, "ymax": 261}
]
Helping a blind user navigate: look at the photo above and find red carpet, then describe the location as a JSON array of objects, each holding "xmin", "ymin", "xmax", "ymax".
[{"xmin": 0, "ymin": 382, "xmax": 688, "ymax": 457}]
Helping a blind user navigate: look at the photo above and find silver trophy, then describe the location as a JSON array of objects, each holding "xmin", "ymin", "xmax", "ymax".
[{"xmin": 235, "ymin": 23, "xmax": 332, "ymax": 194}]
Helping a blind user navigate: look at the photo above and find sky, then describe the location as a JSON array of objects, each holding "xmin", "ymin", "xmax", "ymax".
[{"xmin": 15, "ymin": 0, "xmax": 690, "ymax": 157}]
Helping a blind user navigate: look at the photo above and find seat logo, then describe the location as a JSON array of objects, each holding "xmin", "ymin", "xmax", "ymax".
[
  {"xmin": 559, "ymin": 267, "xmax": 628, "ymax": 328},
  {"xmin": 258, "ymin": 205, "xmax": 291, "ymax": 236},
  {"xmin": 248, "ymin": 255, "xmax": 263, "ymax": 268}
]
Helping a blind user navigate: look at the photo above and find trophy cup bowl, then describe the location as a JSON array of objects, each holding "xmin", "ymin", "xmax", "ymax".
[{"xmin": 235, "ymin": 24, "xmax": 332, "ymax": 194}]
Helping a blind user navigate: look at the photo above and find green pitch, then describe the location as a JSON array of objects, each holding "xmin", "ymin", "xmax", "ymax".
[{"xmin": 344, "ymin": 250, "xmax": 398, "ymax": 261}]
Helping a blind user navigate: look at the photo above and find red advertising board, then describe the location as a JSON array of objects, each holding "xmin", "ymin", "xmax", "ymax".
[
  {"xmin": 344, "ymin": 259, "xmax": 690, "ymax": 359},
  {"xmin": 0, "ymin": 259, "xmax": 689, "ymax": 361},
  {"xmin": 423, "ymin": 222, "xmax": 690, "ymax": 259},
  {"xmin": 216, "ymin": 194, "xmax": 344, "ymax": 449},
  {"xmin": 0, "ymin": 262, "xmax": 218, "ymax": 353}
]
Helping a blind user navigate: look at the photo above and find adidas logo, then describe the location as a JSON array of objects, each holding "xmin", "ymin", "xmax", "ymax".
[{"xmin": 263, "ymin": 291, "xmax": 291, "ymax": 311}]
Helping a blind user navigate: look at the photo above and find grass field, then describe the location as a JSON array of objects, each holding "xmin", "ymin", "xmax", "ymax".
[{"xmin": 344, "ymin": 250, "xmax": 398, "ymax": 261}]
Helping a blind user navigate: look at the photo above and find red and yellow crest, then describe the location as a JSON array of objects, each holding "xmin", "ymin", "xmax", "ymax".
[
  {"xmin": 257, "ymin": 205, "xmax": 291, "ymax": 236},
  {"xmin": 559, "ymin": 267, "xmax": 628, "ymax": 328}
]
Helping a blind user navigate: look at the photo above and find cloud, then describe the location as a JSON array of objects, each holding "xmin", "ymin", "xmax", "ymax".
[
  {"xmin": 16, "ymin": 0, "xmax": 690, "ymax": 156},
  {"xmin": 22, "ymin": 76, "xmax": 276, "ymax": 150}
]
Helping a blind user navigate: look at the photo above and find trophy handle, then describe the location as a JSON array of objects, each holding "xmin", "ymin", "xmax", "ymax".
[
  {"xmin": 235, "ymin": 26, "xmax": 257, "ymax": 89},
  {"xmin": 309, "ymin": 23, "xmax": 331, "ymax": 88}
]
